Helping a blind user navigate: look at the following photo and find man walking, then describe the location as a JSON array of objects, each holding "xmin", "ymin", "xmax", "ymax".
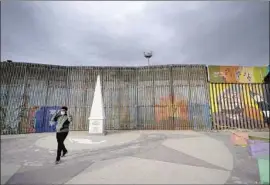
[{"xmin": 51, "ymin": 106, "xmax": 72, "ymax": 164}]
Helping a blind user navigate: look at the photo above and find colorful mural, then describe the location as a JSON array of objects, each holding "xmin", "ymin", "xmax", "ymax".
[
  {"xmin": 154, "ymin": 96, "xmax": 211, "ymax": 129},
  {"xmin": 19, "ymin": 106, "xmax": 61, "ymax": 133},
  {"xmin": 208, "ymin": 66, "xmax": 268, "ymax": 83},
  {"xmin": 210, "ymin": 83, "xmax": 269, "ymax": 128},
  {"xmin": 155, "ymin": 95, "xmax": 188, "ymax": 126},
  {"xmin": 27, "ymin": 106, "xmax": 40, "ymax": 133}
]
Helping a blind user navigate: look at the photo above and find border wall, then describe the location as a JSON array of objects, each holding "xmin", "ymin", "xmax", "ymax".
[{"xmin": 0, "ymin": 62, "xmax": 269, "ymax": 134}]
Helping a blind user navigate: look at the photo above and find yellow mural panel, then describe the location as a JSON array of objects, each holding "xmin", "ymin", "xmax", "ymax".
[
  {"xmin": 210, "ymin": 84, "xmax": 232, "ymax": 113},
  {"xmin": 208, "ymin": 66, "xmax": 268, "ymax": 83},
  {"xmin": 210, "ymin": 83, "xmax": 265, "ymax": 127}
]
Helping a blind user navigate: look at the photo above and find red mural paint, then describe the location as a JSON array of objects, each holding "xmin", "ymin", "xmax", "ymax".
[
  {"xmin": 27, "ymin": 106, "xmax": 39, "ymax": 133},
  {"xmin": 155, "ymin": 94, "xmax": 188, "ymax": 123}
]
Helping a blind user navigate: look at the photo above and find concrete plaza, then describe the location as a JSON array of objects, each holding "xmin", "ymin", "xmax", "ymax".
[{"xmin": 1, "ymin": 130, "xmax": 268, "ymax": 184}]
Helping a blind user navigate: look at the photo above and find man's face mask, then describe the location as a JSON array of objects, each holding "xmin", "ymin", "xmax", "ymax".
[{"xmin": 60, "ymin": 111, "xmax": 66, "ymax": 115}]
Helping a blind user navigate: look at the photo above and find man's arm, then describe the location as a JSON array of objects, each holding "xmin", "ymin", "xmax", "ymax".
[
  {"xmin": 51, "ymin": 110, "xmax": 60, "ymax": 122},
  {"xmin": 68, "ymin": 115, "xmax": 73, "ymax": 123}
]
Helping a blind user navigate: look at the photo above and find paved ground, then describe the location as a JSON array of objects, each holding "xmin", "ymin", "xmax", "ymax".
[{"xmin": 1, "ymin": 130, "xmax": 268, "ymax": 184}]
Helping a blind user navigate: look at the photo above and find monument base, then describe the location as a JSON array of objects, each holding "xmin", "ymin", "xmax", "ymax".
[
  {"xmin": 88, "ymin": 131, "xmax": 107, "ymax": 136},
  {"xmin": 88, "ymin": 119, "xmax": 105, "ymax": 135}
]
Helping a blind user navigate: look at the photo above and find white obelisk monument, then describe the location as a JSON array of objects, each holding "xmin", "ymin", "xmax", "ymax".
[{"xmin": 88, "ymin": 75, "xmax": 105, "ymax": 135}]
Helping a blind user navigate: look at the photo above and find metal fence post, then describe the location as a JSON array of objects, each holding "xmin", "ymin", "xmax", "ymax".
[
  {"xmin": 169, "ymin": 65, "xmax": 174, "ymax": 128},
  {"xmin": 18, "ymin": 64, "xmax": 29, "ymax": 134},
  {"xmin": 136, "ymin": 69, "xmax": 139, "ymax": 129}
]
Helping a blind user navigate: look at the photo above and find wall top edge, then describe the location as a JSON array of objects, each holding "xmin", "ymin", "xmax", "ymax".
[
  {"xmin": 207, "ymin": 65, "xmax": 268, "ymax": 68},
  {"xmin": 0, "ymin": 62, "xmax": 207, "ymax": 69},
  {"xmin": 209, "ymin": 82, "xmax": 269, "ymax": 85}
]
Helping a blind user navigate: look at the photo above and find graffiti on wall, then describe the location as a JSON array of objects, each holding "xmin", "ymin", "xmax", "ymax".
[
  {"xmin": 208, "ymin": 66, "xmax": 268, "ymax": 83},
  {"xmin": 27, "ymin": 106, "xmax": 40, "ymax": 133},
  {"xmin": 17, "ymin": 106, "xmax": 61, "ymax": 133},
  {"xmin": 210, "ymin": 83, "xmax": 269, "ymax": 128},
  {"xmin": 154, "ymin": 95, "xmax": 211, "ymax": 129},
  {"xmin": 155, "ymin": 95, "xmax": 188, "ymax": 123}
]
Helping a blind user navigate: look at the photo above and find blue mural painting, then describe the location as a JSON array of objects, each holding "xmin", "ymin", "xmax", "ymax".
[{"xmin": 34, "ymin": 106, "xmax": 61, "ymax": 133}]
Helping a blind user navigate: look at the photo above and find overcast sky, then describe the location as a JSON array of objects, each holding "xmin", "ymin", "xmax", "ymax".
[{"xmin": 1, "ymin": 1, "xmax": 269, "ymax": 66}]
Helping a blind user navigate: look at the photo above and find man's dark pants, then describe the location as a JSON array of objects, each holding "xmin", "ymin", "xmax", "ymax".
[{"xmin": 56, "ymin": 132, "xmax": 68, "ymax": 161}]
